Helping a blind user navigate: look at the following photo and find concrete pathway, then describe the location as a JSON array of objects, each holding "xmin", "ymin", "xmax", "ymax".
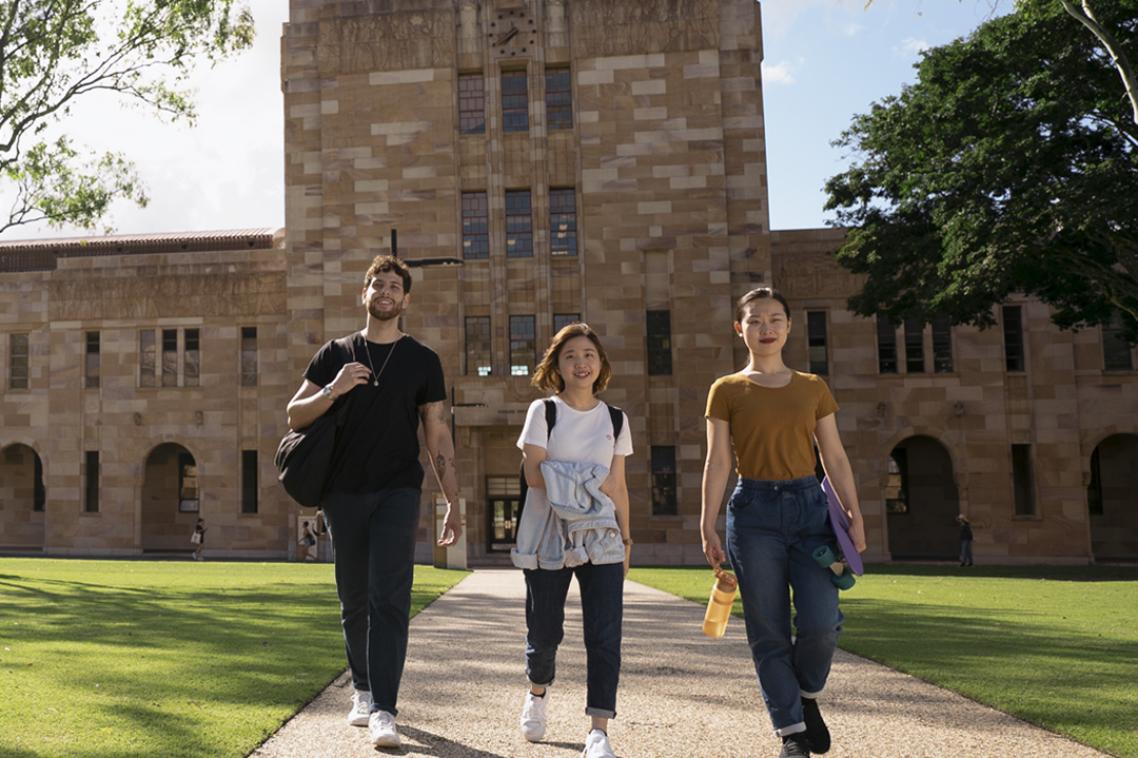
[{"xmin": 252, "ymin": 569, "xmax": 1107, "ymax": 758}]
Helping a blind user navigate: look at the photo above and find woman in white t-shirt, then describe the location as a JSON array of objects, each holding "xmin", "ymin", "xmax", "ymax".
[{"xmin": 514, "ymin": 323, "xmax": 633, "ymax": 758}]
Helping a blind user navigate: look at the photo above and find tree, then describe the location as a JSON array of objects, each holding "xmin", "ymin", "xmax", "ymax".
[
  {"xmin": 0, "ymin": 0, "xmax": 254, "ymax": 235},
  {"xmin": 828, "ymin": 0, "xmax": 1138, "ymax": 340}
]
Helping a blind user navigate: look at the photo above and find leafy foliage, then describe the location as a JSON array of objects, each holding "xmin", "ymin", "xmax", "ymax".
[
  {"xmin": 0, "ymin": 0, "xmax": 254, "ymax": 234},
  {"xmin": 826, "ymin": 0, "xmax": 1138, "ymax": 339}
]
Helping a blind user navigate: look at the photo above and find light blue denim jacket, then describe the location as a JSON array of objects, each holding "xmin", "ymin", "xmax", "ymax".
[{"xmin": 510, "ymin": 459, "xmax": 624, "ymax": 570}]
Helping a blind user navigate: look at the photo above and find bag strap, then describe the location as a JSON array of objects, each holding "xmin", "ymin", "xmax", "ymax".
[
  {"xmin": 606, "ymin": 403, "xmax": 624, "ymax": 441},
  {"xmin": 543, "ymin": 398, "xmax": 557, "ymax": 440}
]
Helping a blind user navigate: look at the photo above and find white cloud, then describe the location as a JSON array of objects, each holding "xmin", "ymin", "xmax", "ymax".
[
  {"xmin": 898, "ymin": 36, "xmax": 931, "ymax": 55},
  {"xmin": 762, "ymin": 60, "xmax": 797, "ymax": 86},
  {"xmin": 843, "ymin": 22, "xmax": 865, "ymax": 37}
]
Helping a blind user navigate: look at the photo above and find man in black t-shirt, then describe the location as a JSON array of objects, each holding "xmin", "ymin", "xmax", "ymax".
[{"xmin": 286, "ymin": 254, "xmax": 462, "ymax": 749}]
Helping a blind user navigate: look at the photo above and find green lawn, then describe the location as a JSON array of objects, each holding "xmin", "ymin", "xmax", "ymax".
[
  {"xmin": 630, "ymin": 564, "xmax": 1138, "ymax": 758},
  {"xmin": 0, "ymin": 558, "xmax": 466, "ymax": 758}
]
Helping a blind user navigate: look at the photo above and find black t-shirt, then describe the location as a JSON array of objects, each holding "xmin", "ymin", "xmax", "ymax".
[{"xmin": 304, "ymin": 333, "xmax": 446, "ymax": 494}]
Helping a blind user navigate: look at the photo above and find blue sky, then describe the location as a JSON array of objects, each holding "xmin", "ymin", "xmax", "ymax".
[
  {"xmin": 1, "ymin": 0, "xmax": 1009, "ymax": 239},
  {"xmin": 761, "ymin": 0, "xmax": 1009, "ymax": 229}
]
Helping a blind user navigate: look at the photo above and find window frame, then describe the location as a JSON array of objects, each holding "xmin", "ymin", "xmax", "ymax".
[
  {"xmin": 501, "ymin": 70, "xmax": 529, "ymax": 134},
  {"xmin": 509, "ymin": 315, "xmax": 536, "ymax": 377},
  {"xmin": 461, "ymin": 191, "xmax": 490, "ymax": 260},
  {"xmin": 806, "ymin": 310, "xmax": 828, "ymax": 375},
  {"xmin": 545, "ymin": 66, "xmax": 572, "ymax": 131},
  {"xmin": 549, "ymin": 188, "xmax": 578, "ymax": 257},
  {"xmin": 646, "ymin": 309, "xmax": 673, "ymax": 376},
  {"xmin": 505, "ymin": 189, "xmax": 534, "ymax": 258},
  {"xmin": 464, "ymin": 316, "xmax": 492, "ymax": 377},
  {"xmin": 458, "ymin": 72, "xmax": 486, "ymax": 135}
]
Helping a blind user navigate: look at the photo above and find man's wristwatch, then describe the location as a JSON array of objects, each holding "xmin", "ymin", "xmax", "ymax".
[{"xmin": 320, "ymin": 384, "xmax": 334, "ymax": 400}]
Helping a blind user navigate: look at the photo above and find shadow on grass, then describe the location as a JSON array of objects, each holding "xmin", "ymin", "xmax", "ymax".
[
  {"xmin": 863, "ymin": 563, "xmax": 1138, "ymax": 582},
  {"xmin": 0, "ymin": 570, "xmax": 454, "ymax": 757},
  {"xmin": 841, "ymin": 596, "xmax": 1137, "ymax": 753}
]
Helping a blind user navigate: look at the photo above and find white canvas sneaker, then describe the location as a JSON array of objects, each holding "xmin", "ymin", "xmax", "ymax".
[
  {"xmin": 346, "ymin": 689, "xmax": 371, "ymax": 727},
  {"xmin": 368, "ymin": 710, "xmax": 401, "ymax": 748},
  {"xmin": 519, "ymin": 690, "xmax": 548, "ymax": 742},
  {"xmin": 583, "ymin": 728, "xmax": 617, "ymax": 758}
]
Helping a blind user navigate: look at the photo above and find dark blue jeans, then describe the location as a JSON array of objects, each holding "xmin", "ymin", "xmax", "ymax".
[
  {"xmin": 322, "ymin": 487, "xmax": 420, "ymax": 717},
  {"xmin": 524, "ymin": 562, "xmax": 624, "ymax": 718},
  {"xmin": 726, "ymin": 476, "xmax": 843, "ymax": 735}
]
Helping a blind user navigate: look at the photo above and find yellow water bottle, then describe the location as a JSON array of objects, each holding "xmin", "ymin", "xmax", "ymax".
[{"xmin": 702, "ymin": 568, "xmax": 738, "ymax": 638}]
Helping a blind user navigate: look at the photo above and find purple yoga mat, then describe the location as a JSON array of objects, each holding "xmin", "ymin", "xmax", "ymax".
[{"xmin": 821, "ymin": 476, "xmax": 864, "ymax": 576}]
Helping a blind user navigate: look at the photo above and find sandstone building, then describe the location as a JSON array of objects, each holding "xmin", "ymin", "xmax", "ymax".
[{"xmin": 1, "ymin": 0, "xmax": 1134, "ymax": 563}]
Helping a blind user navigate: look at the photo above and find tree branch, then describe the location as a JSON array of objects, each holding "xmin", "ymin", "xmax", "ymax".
[{"xmin": 1060, "ymin": 0, "xmax": 1138, "ymax": 126}]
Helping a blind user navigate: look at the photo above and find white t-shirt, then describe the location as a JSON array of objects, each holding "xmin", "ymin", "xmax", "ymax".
[{"xmin": 517, "ymin": 395, "xmax": 633, "ymax": 466}]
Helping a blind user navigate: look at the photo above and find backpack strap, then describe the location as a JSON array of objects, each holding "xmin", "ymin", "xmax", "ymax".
[
  {"xmin": 605, "ymin": 403, "xmax": 624, "ymax": 442},
  {"xmin": 543, "ymin": 398, "xmax": 557, "ymax": 439}
]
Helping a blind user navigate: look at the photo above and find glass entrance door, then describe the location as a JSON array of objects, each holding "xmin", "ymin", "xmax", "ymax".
[{"xmin": 486, "ymin": 476, "xmax": 522, "ymax": 553}]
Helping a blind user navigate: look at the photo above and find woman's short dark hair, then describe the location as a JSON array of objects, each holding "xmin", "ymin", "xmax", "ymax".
[
  {"xmin": 532, "ymin": 322, "xmax": 613, "ymax": 395},
  {"xmin": 735, "ymin": 287, "xmax": 790, "ymax": 321},
  {"xmin": 364, "ymin": 255, "xmax": 412, "ymax": 293}
]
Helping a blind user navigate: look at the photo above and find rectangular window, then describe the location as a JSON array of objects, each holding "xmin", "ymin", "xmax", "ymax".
[
  {"xmin": 877, "ymin": 317, "xmax": 898, "ymax": 374},
  {"xmin": 501, "ymin": 70, "xmax": 529, "ymax": 133},
  {"xmin": 85, "ymin": 331, "xmax": 100, "ymax": 388},
  {"xmin": 932, "ymin": 316, "xmax": 954, "ymax": 373},
  {"xmin": 904, "ymin": 318, "xmax": 925, "ymax": 373},
  {"xmin": 462, "ymin": 191, "xmax": 489, "ymax": 260},
  {"xmin": 1102, "ymin": 311, "xmax": 1134, "ymax": 371},
  {"xmin": 178, "ymin": 453, "xmax": 200, "ymax": 512},
  {"xmin": 549, "ymin": 188, "xmax": 578, "ymax": 256},
  {"xmin": 161, "ymin": 328, "xmax": 178, "ymax": 387},
  {"xmin": 545, "ymin": 67, "xmax": 572, "ymax": 130},
  {"xmin": 240, "ymin": 326, "xmax": 258, "ymax": 386},
  {"xmin": 647, "ymin": 310, "xmax": 673, "ymax": 376},
  {"xmin": 465, "ymin": 316, "xmax": 492, "ymax": 377},
  {"xmin": 241, "ymin": 449, "xmax": 258, "ymax": 514},
  {"xmin": 509, "ymin": 315, "xmax": 536, "ymax": 376},
  {"xmin": 806, "ymin": 311, "xmax": 828, "ymax": 375},
  {"xmin": 553, "ymin": 313, "xmax": 580, "ymax": 333},
  {"xmin": 505, "ymin": 190, "xmax": 534, "ymax": 258},
  {"xmin": 458, "ymin": 73, "xmax": 485, "ymax": 134},
  {"xmin": 651, "ymin": 445, "xmax": 678, "ymax": 516},
  {"xmin": 184, "ymin": 328, "xmax": 199, "ymax": 387},
  {"xmin": 1087, "ymin": 446, "xmax": 1103, "ymax": 516},
  {"xmin": 139, "ymin": 329, "xmax": 156, "ymax": 387},
  {"xmin": 84, "ymin": 450, "xmax": 99, "ymax": 513},
  {"xmin": 1012, "ymin": 443, "xmax": 1036, "ymax": 516},
  {"xmin": 9, "ymin": 332, "xmax": 28, "ymax": 389},
  {"xmin": 1002, "ymin": 305, "xmax": 1025, "ymax": 372},
  {"xmin": 33, "ymin": 454, "xmax": 45, "ymax": 512}
]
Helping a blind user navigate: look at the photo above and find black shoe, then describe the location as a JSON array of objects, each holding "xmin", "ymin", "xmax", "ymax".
[
  {"xmin": 780, "ymin": 733, "xmax": 811, "ymax": 758},
  {"xmin": 801, "ymin": 697, "xmax": 831, "ymax": 753}
]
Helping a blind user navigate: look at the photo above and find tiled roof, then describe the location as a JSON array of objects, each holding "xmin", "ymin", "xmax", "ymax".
[{"xmin": 0, "ymin": 228, "xmax": 281, "ymax": 273}]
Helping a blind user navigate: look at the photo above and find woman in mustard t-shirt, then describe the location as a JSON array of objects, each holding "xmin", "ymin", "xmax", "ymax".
[{"xmin": 700, "ymin": 287, "xmax": 866, "ymax": 758}]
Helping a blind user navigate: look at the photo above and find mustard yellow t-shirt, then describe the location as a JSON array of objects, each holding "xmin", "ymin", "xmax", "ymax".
[{"xmin": 705, "ymin": 371, "xmax": 839, "ymax": 481}]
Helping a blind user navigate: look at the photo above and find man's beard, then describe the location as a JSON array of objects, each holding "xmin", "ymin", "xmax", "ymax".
[{"xmin": 368, "ymin": 299, "xmax": 403, "ymax": 322}]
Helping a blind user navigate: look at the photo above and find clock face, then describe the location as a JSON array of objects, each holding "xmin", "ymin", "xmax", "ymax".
[{"xmin": 488, "ymin": 8, "xmax": 536, "ymax": 57}]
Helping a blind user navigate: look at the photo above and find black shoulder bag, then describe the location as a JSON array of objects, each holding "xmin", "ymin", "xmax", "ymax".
[{"xmin": 275, "ymin": 337, "xmax": 355, "ymax": 508}]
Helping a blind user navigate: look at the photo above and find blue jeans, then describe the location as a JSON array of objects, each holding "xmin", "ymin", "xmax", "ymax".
[
  {"xmin": 524, "ymin": 562, "xmax": 624, "ymax": 718},
  {"xmin": 726, "ymin": 476, "xmax": 843, "ymax": 735},
  {"xmin": 322, "ymin": 487, "xmax": 420, "ymax": 717}
]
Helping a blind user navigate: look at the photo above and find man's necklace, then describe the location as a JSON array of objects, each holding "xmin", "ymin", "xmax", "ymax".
[{"xmin": 361, "ymin": 333, "xmax": 400, "ymax": 386}]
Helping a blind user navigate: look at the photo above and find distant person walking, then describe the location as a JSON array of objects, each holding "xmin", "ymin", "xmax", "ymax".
[
  {"xmin": 190, "ymin": 518, "xmax": 206, "ymax": 561},
  {"xmin": 957, "ymin": 514, "xmax": 974, "ymax": 566},
  {"xmin": 298, "ymin": 519, "xmax": 318, "ymax": 561}
]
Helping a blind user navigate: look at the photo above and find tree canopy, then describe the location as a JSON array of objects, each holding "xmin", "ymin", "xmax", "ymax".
[
  {"xmin": 826, "ymin": 0, "xmax": 1138, "ymax": 340},
  {"xmin": 0, "ymin": 0, "xmax": 254, "ymax": 235}
]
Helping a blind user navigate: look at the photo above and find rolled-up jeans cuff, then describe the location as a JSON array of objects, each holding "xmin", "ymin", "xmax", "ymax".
[
  {"xmin": 528, "ymin": 677, "xmax": 553, "ymax": 688},
  {"xmin": 585, "ymin": 706, "xmax": 616, "ymax": 719},
  {"xmin": 775, "ymin": 722, "xmax": 806, "ymax": 737},
  {"xmin": 800, "ymin": 688, "xmax": 824, "ymax": 699}
]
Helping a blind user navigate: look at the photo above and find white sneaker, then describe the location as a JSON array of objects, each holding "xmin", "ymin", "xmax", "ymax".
[
  {"xmin": 368, "ymin": 710, "xmax": 401, "ymax": 748},
  {"xmin": 583, "ymin": 728, "xmax": 616, "ymax": 758},
  {"xmin": 519, "ymin": 690, "xmax": 548, "ymax": 742},
  {"xmin": 346, "ymin": 689, "xmax": 371, "ymax": 727}
]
